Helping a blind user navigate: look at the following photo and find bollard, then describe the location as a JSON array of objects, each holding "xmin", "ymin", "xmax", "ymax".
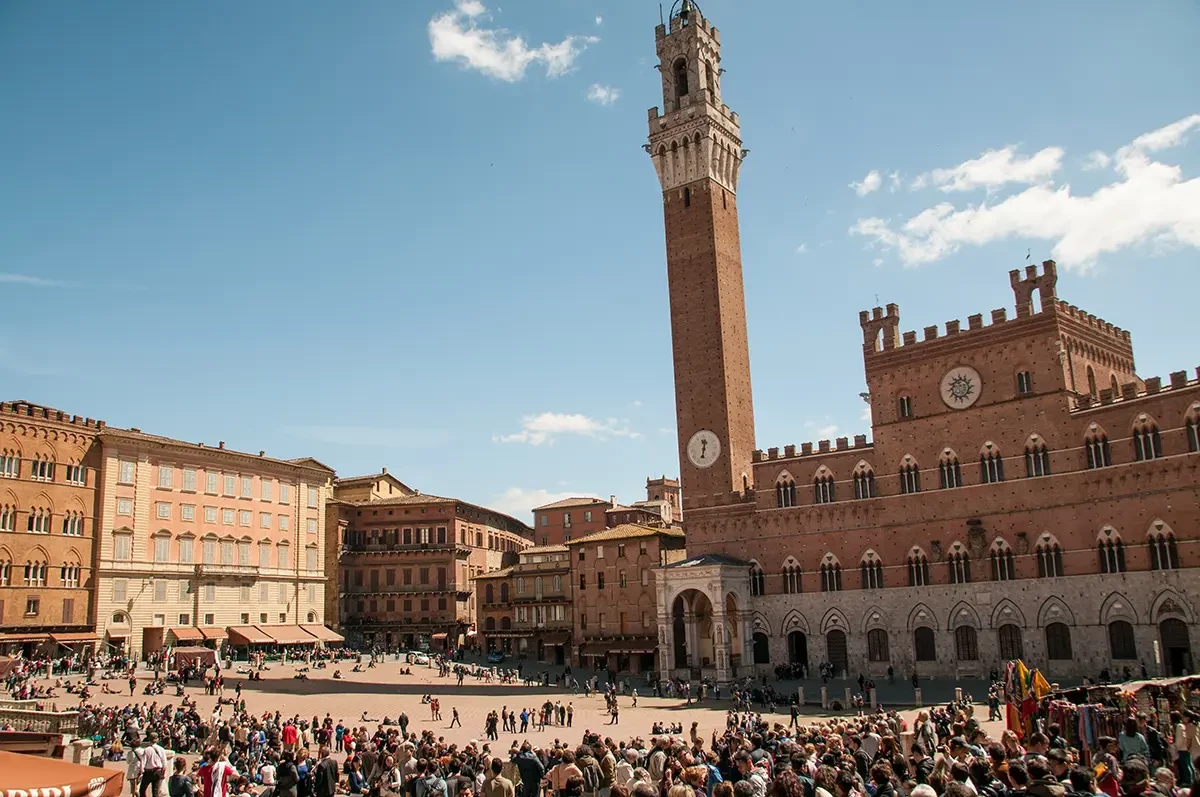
[
  {"xmin": 69, "ymin": 738, "xmax": 94, "ymax": 765},
  {"xmin": 900, "ymin": 731, "xmax": 915, "ymax": 758},
  {"xmin": 844, "ymin": 687, "xmax": 852, "ymax": 708},
  {"xmin": 955, "ymin": 687, "xmax": 963, "ymax": 703},
  {"xmin": 870, "ymin": 688, "xmax": 878, "ymax": 709},
  {"xmin": 821, "ymin": 686, "xmax": 829, "ymax": 709},
  {"xmin": 914, "ymin": 687, "xmax": 922, "ymax": 707},
  {"xmin": 797, "ymin": 686, "xmax": 805, "ymax": 706}
]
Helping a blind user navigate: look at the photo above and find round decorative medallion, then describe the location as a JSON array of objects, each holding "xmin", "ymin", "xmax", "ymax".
[
  {"xmin": 940, "ymin": 365, "xmax": 983, "ymax": 409},
  {"xmin": 686, "ymin": 429, "xmax": 721, "ymax": 469}
]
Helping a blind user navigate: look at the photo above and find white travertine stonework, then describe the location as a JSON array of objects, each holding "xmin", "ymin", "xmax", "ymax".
[{"xmin": 647, "ymin": 10, "xmax": 745, "ymax": 194}]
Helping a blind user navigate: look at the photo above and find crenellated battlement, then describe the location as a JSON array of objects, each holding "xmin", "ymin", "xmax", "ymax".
[
  {"xmin": 752, "ymin": 434, "xmax": 873, "ymax": 464},
  {"xmin": 1, "ymin": 400, "xmax": 105, "ymax": 429},
  {"xmin": 1054, "ymin": 300, "xmax": 1132, "ymax": 345},
  {"xmin": 1074, "ymin": 367, "xmax": 1200, "ymax": 410},
  {"xmin": 860, "ymin": 260, "xmax": 1071, "ymax": 360}
]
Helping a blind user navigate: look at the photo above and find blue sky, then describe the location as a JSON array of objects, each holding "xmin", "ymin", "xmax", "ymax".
[{"xmin": 2, "ymin": 0, "xmax": 1197, "ymax": 522}]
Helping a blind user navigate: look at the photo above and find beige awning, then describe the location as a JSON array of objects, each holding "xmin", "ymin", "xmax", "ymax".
[
  {"xmin": 301, "ymin": 625, "xmax": 344, "ymax": 644},
  {"xmin": 259, "ymin": 625, "xmax": 318, "ymax": 645}
]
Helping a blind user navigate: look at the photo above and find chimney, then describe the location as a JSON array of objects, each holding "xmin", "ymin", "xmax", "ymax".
[
  {"xmin": 218, "ymin": 441, "xmax": 225, "ymax": 449},
  {"xmin": 610, "ymin": 495, "xmax": 616, "ymax": 507},
  {"xmin": 258, "ymin": 451, "xmax": 264, "ymax": 457},
  {"xmin": 382, "ymin": 467, "xmax": 388, "ymax": 475}
]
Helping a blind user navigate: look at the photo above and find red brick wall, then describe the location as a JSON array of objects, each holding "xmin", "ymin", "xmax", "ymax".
[{"xmin": 664, "ymin": 179, "xmax": 756, "ymax": 504}]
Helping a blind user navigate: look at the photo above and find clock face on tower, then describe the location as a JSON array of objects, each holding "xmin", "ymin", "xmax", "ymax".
[
  {"xmin": 940, "ymin": 366, "xmax": 983, "ymax": 409},
  {"xmin": 686, "ymin": 430, "xmax": 721, "ymax": 469}
]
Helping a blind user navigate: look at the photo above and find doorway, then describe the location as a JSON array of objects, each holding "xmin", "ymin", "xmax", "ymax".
[
  {"xmin": 826, "ymin": 630, "xmax": 848, "ymax": 677},
  {"xmin": 1160, "ymin": 619, "xmax": 1192, "ymax": 676},
  {"xmin": 788, "ymin": 631, "xmax": 808, "ymax": 668}
]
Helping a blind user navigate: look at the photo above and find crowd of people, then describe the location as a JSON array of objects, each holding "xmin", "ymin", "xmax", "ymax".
[{"xmin": 3, "ymin": 647, "xmax": 1197, "ymax": 797}]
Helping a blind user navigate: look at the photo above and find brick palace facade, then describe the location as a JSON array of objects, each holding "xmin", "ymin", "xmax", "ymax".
[
  {"xmin": 328, "ymin": 471, "xmax": 534, "ymax": 651},
  {"xmin": 645, "ymin": 4, "xmax": 1200, "ymax": 683}
]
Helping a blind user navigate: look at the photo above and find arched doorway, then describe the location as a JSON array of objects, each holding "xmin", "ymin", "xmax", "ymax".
[
  {"xmin": 826, "ymin": 629, "xmax": 848, "ymax": 676},
  {"xmin": 788, "ymin": 631, "xmax": 808, "ymax": 667},
  {"xmin": 1161, "ymin": 619, "xmax": 1191, "ymax": 676},
  {"xmin": 752, "ymin": 632, "xmax": 770, "ymax": 664},
  {"xmin": 914, "ymin": 627, "xmax": 936, "ymax": 662},
  {"xmin": 671, "ymin": 589, "xmax": 714, "ymax": 670}
]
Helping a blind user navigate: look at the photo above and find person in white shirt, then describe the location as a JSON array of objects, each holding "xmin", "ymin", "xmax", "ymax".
[{"xmin": 136, "ymin": 732, "xmax": 169, "ymax": 797}]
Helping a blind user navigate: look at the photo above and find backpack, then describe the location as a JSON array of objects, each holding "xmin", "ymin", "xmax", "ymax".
[{"xmin": 580, "ymin": 761, "xmax": 600, "ymax": 793}]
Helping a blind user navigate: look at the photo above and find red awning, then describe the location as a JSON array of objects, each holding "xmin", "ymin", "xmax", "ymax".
[
  {"xmin": 227, "ymin": 626, "xmax": 274, "ymax": 646},
  {"xmin": 50, "ymin": 632, "xmax": 98, "ymax": 644},
  {"xmin": 0, "ymin": 633, "xmax": 50, "ymax": 644},
  {"xmin": 199, "ymin": 627, "xmax": 226, "ymax": 641},
  {"xmin": 169, "ymin": 627, "xmax": 204, "ymax": 643}
]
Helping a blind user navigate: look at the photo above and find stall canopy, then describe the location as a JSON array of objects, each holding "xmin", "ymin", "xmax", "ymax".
[
  {"xmin": 0, "ymin": 633, "xmax": 49, "ymax": 644},
  {"xmin": 50, "ymin": 632, "xmax": 97, "ymax": 645},
  {"xmin": 198, "ymin": 627, "xmax": 226, "ymax": 642},
  {"xmin": 301, "ymin": 625, "xmax": 344, "ymax": 644},
  {"xmin": 172, "ymin": 647, "xmax": 217, "ymax": 668},
  {"xmin": 227, "ymin": 626, "xmax": 274, "ymax": 646},
  {"xmin": 169, "ymin": 627, "xmax": 204, "ymax": 643},
  {"xmin": 259, "ymin": 626, "xmax": 318, "ymax": 645},
  {"xmin": 0, "ymin": 749, "xmax": 124, "ymax": 797}
]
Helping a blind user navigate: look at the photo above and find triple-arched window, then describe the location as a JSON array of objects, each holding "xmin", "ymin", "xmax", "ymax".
[
  {"xmin": 860, "ymin": 554, "xmax": 884, "ymax": 589},
  {"xmin": 990, "ymin": 540, "xmax": 1015, "ymax": 581},
  {"xmin": 907, "ymin": 549, "xmax": 930, "ymax": 587},
  {"xmin": 813, "ymin": 472, "xmax": 835, "ymax": 504},
  {"xmin": 1132, "ymin": 417, "xmax": 1163, "ymax": 461},
  {"xmin": 1098, "ymin": 529, "xmax": 1126, "ymax": 574},
  {"xmin": 1149, "ymin": 527, "xmax": 1179, "ymax": 571},
  {"xmin": 820, "ymin": 558, "xmax": 842, "ymax": 592},
  {"xmin": 853, "ymin": 467, "xmax": 876, "ymax": 500},
  {"xmin": 781, "ymin": 559, "xmax": 802, "ymax": 594},
  {"xmin": 980, "ymin": 444, "xmax": 1005, "ymax": 484},
  {"xmin": 749, "ymin": 563, "xmax": 766, "ymax": 597},
  {"xmin": 1036, "ymin": 535, "xmax": 1065, "ymax": 578},
  {"xmin": 1025, "ymin": 437, "xmax": 1051, "ymax": 477},
  {"xmin": 775, "ymin": 476, "xmax": 797, "ymax": 508},
  {"xmin": 947, "ymin": 548, "xmax": 971, "ymax": 584},
  {"xmin": 939, "ymin": 452, "xmax": 963, "ymax": 489}
]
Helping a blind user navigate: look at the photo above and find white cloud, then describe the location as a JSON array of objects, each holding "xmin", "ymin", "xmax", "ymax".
[
  {"xmin": 631, "ymin": 400, "xmax": 644, "ymax": 407},
  {"xmin": 595, "ymin": 15, "xmax": 603, "ymax": 25},
  {"xmin": 494, "ymin": 412, "xmax": 641, "ymax": 445},
  {"xmin": 658, "ymin": 428, "xmax": 673, "ymax": 435},
  {"xmin": 0, "ymin": 273, "xmax": 67, "ymax": 287},
  {"xmin": 850, "ymin": 170, "xmax": 882, "ymax": 196},
  {"xmin": 850, "ymin": 114, "xmax": 1200, "ymax": 271},
  {"xmin": 1082, "ymin": 150, "xmax": 1111, "ymax": 171},
  {"xmin": 872, "ymin": 258, "xmax": 883, "ymax": 267},
  {"xmin": 816, "ymin": 424, "xmax": 838, "ymax": 438},
  {"xmin": 488, "ymin": 487, "xmax": 580, "ymax": 521},
  {"xmin": 861, "ymin": 405, "xmax": 873, "ymax": 424},
  {"xmin": 913, "ymin": 146, "xmax": 1064, "ymax": 193},
  {"xmin": 429, "ymin": 1, "xmax": 598, "ymax": 82},
  {"xmin": 795, "ymin": 243, "xmax": 809, "ymax": 254},
  {"xmin": 888, "ymin": 171, "xmax": 901, "ymax": 192},
  {"xmin": 586, "ymin": 83, "xmax": 620, "ymax": 105}
]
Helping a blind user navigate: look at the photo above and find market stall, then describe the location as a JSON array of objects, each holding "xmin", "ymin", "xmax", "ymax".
[{"xmin": 171, "ymin": 646, "xmax": 218, "ymax": 669}]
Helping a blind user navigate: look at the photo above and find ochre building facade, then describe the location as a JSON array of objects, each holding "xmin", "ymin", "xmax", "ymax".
[
  {"xmin": 646, "ymin": 5, "xmax": 1200, "ymax": 683},
  {"xmin": 93, "ymin": 428, "xmax": 335, "ymax": 658}
]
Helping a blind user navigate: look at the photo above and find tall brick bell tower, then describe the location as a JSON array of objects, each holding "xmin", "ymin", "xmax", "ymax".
[{"xmin": 648, "ymin": 1, "xmax": 756, "ymax": 510}]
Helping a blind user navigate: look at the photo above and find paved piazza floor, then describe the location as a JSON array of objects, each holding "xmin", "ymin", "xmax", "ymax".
[{"xmin": 67, "ymin": 657, "xmax": 1001, "ymax": 752}]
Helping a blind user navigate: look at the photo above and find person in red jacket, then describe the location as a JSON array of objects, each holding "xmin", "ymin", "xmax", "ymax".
[{"xmin": 282, "ymin": 721, "xmax": 300, "ymax": 753}]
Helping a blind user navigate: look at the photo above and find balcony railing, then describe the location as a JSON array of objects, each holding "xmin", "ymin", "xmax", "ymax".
[
  {"xmin": 342, "ymin": 584, "xmax": 463, "ymax": 595},
  {"xmin": 341, "ymin": 541, "xmax": 471, "ymax": 556}
]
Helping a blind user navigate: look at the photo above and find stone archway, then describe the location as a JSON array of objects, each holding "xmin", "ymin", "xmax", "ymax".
[{"xmin": 671, "ymin": 589, "xmax": 715, "ymax": 669}]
